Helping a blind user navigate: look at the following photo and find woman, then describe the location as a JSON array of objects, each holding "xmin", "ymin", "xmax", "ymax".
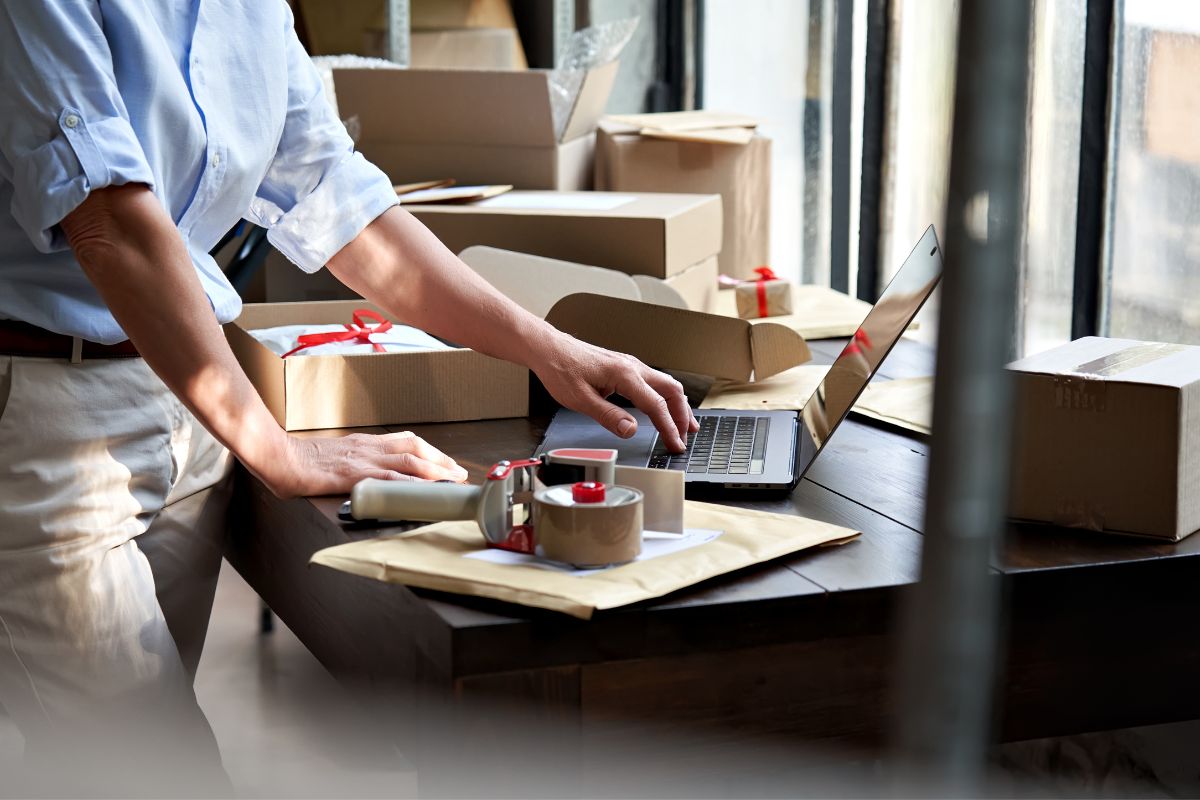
[{"xmin": 0, "ymin": 2, "xmax": 693, "ymax": 791}]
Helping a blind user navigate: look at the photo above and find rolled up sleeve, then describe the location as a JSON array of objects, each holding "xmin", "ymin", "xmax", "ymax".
[
  {"xmin": 0, "ymin": 2, "xmax": 156, "ymax": 252},
  {"xmin": 246, "ymin": 12, "xmax": 398, "ymax": 273}
]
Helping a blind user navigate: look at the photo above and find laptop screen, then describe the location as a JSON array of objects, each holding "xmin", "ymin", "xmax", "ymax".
[{"xmin": 797, "ymin": 225, "xmax": 943, "ymax": 467}]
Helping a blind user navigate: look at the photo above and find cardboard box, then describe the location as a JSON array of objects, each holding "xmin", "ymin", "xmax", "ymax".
[
  {"xmin": 333, "ymin": 64, "xmax": 618, "ymax": 190},
  {"xmin": 1008, "ymin": 337, "xmax": 1200, "ymax": 541},
  {"xmin": 595, "ymin": 114, "xmax": 771, "ymax": 279},
  {"xmin": 407, "ymin": 191, "xmax": 722, "ymax": 279},
  {"xmin": 655, "ymin": 256, "xmax": 719, "ymax": 313},
  {"xmin": 298, "ymin": 0, "xmax": 519, "ymax": 57},
  {"xmin": 365, "ymin": 28, "xmax": 526, "ymax": 70},
  {"xmin": 410, "ymin": 0, "xmax": 517, "ymax": 30},
  {"xmin": 225, "ymin": 300, "xmax": 529, "ymax": 431},
  {"xmin": 735, "ymin": 274, "xmax": 793, "ymax": 319}
]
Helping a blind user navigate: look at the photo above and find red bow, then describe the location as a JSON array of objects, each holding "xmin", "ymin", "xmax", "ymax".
[
  {"xmin": 753, "ymin": 266, "xmax": 777, "ymax": 318},
  {"xmin": 281, "ymin": 309, "xmax": 393, "ymax": 358}
]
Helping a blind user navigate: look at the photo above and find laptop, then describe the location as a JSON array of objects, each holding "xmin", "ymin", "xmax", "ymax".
[{"xmin": 537, "ymin": 225, "xmax": 943, "ymax": 494}]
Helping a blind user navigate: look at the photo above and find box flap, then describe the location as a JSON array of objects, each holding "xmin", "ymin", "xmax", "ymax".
[
  {"xmin": 545, "ymin": 293, "xmax": 809, "ymax": 382},
  {"xmin": 459, "ymin": 246, "xmax": 642, "ymax": 317},
  {"xmin": 1009, "ymin": 336, "xmax": 1200, "ymax": 388},
  {"xmin": 560, "ymin": 60, "xmax": 620, "ymax": 142},
  {"xmin": 333, "ymin": 68, "xmax": 558, "ymax": 146}
]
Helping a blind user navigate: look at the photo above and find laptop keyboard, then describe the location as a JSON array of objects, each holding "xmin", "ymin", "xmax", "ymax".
[{"xmin": 648, "ymin": 415, "xmax": 769, "ymax": 475}]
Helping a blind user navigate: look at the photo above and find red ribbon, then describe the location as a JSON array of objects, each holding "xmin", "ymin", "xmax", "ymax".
[
  {"xmin": 281, "ymin": 309, "xmax": 393, "ymax": 358},
  {"xmin": 753, "ymin": 266, "xmax": 777, "ymax": 318},
  {"xmin": 844, "ymin": 327, "xmax": 874, "ymax": 356}
]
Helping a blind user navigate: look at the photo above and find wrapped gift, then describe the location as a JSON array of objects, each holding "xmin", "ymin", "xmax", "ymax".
[
  {"xmin": 735, "ymin": 267, "xmax": 793, "ymax": 319},
  {"xmin": 249, "ymin": 309, "xmax": 450, "ymax": 357}
]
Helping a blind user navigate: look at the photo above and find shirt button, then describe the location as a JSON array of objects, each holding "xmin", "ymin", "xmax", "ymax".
[
  {"xmin": 210, "ymin": 153, "xmax": 221, "ymax": 168},
  {"xmin": 64, "ymin": 114, "xmax": 80, "ymax": 129}
]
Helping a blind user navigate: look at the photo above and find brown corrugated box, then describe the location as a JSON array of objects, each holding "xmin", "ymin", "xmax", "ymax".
[
  {"xmin": 1008, "ymin": 337, "xmax": 1200, "ymax": 541},
  {"xmin": 332, "ymin": 63, "xmax": 618, "ymax": 190},
  {"xmin": 595, "ymin": 113, "xmax": 770, "ymax": 279},
  {"xmin": 369, "ymin": 28, "xmax": 526, "ymax": 70},
  {"xmin": 406, "ymin": 191, "xmax": 722, "ymax": 279},
  {"xmin": 298, "ymin": 0, "xmax": 520, "ymax": 59},
  {"xmin": 228, "ymin": 291, "xmax": 809, "ymax": 431},
  {"xmin": 225, "ymin": 300, "xmax": 528, "ymax": 431},
  {"xmin": 409, "ymin": 0, "xmax": 516, "ymax": 30}
]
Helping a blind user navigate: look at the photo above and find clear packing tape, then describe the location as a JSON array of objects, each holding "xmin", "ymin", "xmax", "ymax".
[{"xmin": 550, "ymin": 18, "xmax": 638, "ymax": 141}]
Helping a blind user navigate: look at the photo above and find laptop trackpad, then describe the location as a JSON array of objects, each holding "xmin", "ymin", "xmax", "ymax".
[{"xmin": 538, "ymin": 410, "xmax": 657, "ymax": 467}]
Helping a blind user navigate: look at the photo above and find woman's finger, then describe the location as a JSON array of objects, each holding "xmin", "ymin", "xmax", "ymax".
[
  {"xmin": 382, "ymin": 431, "xmax": 466, "ymax": 477},
  {"xmin": 382, "ymin": 452, "xmax": 468, "ymax": 482}
]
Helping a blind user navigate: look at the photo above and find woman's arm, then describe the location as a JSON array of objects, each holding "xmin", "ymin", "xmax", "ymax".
[
  {"xmin": 326, "ymin": 206, "xmax": 697, "ymax": 452},
  {"xmin": 62, "ymin": 184, "xmax": 467, "ymax": 497}
]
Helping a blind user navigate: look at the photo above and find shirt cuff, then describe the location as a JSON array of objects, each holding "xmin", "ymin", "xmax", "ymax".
[
  {"xmin": 265, "ymin": 152, "xmax": 399, "ymax": 273},
  {"xmin": 10, "ymin": 108, "xmax": 156, "ymax": 252}
]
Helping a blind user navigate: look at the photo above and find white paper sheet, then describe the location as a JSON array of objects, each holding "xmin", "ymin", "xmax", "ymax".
[
  {"xmin": 476, "ymin": 192, "xmax": 637, "ymax": 211},
  {"xmin": 463, "ymin": 528, "xmax": 723, "ymax": 577}
]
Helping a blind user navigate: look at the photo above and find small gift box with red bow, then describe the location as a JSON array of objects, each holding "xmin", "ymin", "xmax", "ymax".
[{"xmin": 735, "ymin": 267, "xmax": 793, "ymax": 319}]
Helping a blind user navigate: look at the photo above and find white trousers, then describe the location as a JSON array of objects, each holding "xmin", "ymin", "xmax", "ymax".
[{"xmin": 0, "ymin": 355, "xmax": 233, "ymax": 795}]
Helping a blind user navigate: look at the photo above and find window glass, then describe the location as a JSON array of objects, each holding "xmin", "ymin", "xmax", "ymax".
[
  {"xmin": 1106, "ymin": 2, "xmax": 1200, "ymax": 344},
  {"xmin": 876, "ymin": 0, "xmax": 958, "ymax": 344},
  {"xmin": 704, "ymin": 0, "xmax": 824, "ymax": 285},
  {"xmin": 1021, "ymin": 0, "xmax": 1086, "ymax": 356}
]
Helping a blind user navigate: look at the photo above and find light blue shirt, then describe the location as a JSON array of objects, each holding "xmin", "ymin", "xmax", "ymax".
[{"xmin": 0, "ymin": 1, "xmax": 399, "ymax": 344}]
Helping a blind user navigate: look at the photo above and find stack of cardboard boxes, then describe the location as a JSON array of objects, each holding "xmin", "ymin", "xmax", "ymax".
[
  {"xmin": 248, "ymin": 26, "xmax": 778, "ymax": 428},
  {"xmin": 301, "ymin": 0, "xmax": 527, "ymax": 71}
]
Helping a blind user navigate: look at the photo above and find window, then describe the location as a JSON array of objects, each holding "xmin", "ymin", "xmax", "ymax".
[{"xmin": 1106, "ymin": 2, "xmax": 1200, "ymax": 345}]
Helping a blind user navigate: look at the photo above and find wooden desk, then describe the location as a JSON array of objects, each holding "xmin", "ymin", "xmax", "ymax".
[{"xmin": 226, "ymin": 338, "xmax": 1200, "ymax": 768}]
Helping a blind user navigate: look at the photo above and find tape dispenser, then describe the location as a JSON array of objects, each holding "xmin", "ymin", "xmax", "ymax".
[{"xmin": 342, "ymin": 448, "xmax": 644, "ymax": 566}]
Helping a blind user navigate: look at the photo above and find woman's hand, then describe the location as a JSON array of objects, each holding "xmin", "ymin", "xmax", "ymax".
[
  {"xmin": 532, "ymin": 332, "xmax": 698, "ymax": 453},
  {"xmin": 266, "ymin": 431, "xmax": 469, "ymax": 498}
]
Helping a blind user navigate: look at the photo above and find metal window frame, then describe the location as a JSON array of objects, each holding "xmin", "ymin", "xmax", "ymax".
[
  {"xmin": 830, "ymin": 0, "xmax": 855, "ymax": 294},
  {"xmin": 1070, "ymin": 0, "xmax": 1120, "ymax": 339},
  {"xmin": 855, "ymin": 0, "xmax": 891, "ymax": 302}
]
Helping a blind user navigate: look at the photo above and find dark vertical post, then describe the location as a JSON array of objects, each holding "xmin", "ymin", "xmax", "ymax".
[
  {"xmin": 693, "ymin": 0, "xmax": 705, "ymax": 107},
  {"xmin": 856, "ymin": 0, "xmax": 890, "ymax": 302},
  {"xmin": 1071, "ymin": 0, "xmax": 1117, "ymax": 339},
  {"xmin": 801, "ymin": 0, "xmax": 827, "ymax": 283},
  {"xmin": 892, "ymin": 0, "xmax": 1030, "ymax": 794},
  {"xmin": 830, "ymin": 0, "xmax": 854, "ymax": 294}
]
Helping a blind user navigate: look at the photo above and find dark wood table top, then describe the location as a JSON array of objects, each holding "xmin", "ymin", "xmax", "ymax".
[{"xmin": 229, "ymin": 336, "xmax": 1200, "ymax": 741}]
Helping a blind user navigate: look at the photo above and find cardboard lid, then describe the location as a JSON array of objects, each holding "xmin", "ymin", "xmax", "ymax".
[
  {"xmin": 1008, "ymin": 336, "xmax": 1200, "ymax": 388},
  {"xmin": 333, "ymin": 62, "xmax": 618, "ymax": 147},
  {"xmin": 545, "ymin": 293, "xmax": 810, "ymax": 382},
  {"xmin": 460, "ymin": 246, "xmax": 642, "ymax": 318}
]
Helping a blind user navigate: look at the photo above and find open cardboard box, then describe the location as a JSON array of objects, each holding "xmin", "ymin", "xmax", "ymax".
[
  {"xmin": 227, "ymin": 282, "xmax": 810, "ymax": 431},
  {"xmin": 332, "ymin": 62, "xmax": 618, "ymax": 190}
]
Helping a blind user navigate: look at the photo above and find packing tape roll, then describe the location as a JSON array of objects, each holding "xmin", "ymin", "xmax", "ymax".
[{"xmin": 533, "ymin": 485, "xmax": 643, "ymax": 568}]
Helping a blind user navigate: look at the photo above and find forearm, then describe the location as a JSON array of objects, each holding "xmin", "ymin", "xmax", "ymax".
[
  {"xmin": 326, "ymin": 206, "xmax": 563, "ymax": 369},
  {"xmin": 62, "ymin": 185, "xmax": 290, "ymax": 488}
]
